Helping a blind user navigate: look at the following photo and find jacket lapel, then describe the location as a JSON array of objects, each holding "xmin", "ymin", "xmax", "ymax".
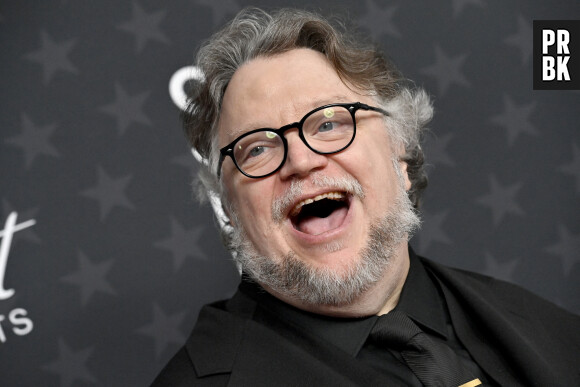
[
  {"xmin": 186, "ymin": 301, "xmax": 249, "ymax": 378},
  {"xmin": 424, "ymin": 259, "xmax": 575, "ymax": 386}
]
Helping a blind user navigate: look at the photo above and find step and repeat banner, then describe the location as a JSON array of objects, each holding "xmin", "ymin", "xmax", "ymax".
[{"xmin": 1, "ymin": 0, "xmax": 579, "ymax": 385}]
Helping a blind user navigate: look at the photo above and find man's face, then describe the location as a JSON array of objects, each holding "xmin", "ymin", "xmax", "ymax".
[{"xmin": 218, "ymin": 49, "xmax": 413, "ymax": 309}]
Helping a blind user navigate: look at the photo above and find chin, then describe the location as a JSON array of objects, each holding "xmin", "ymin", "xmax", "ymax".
[{"xmin": 295, "ymin": 245, "xmax": 362, "ymax": 271}]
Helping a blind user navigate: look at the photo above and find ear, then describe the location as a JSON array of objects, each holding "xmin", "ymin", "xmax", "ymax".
[
  {"xmin": 396, "ymin": 144, "xmax": 412, "ymax": 192},
  {"xmin": 399, "ymin": 160, "xmax": 412, "ymax": 192}
]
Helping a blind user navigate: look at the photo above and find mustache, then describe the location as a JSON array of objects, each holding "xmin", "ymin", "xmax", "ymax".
[{"xmin": 271, "ymin": 173, "xmax": 365, "ymax": 223}]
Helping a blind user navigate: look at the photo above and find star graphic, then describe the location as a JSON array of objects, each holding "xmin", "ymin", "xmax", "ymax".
[
  {"xmin": 357, "ymin": 1, "xmax": 400, "ymax": 40},
  {"xmin": 416, "ymin": 209, "xmax": 452, "ymax": 253},
  {"xmin": 154, "ymin": 217, "xmax": 206, "ymax": 270},
  {"xmin": 452, "ymin": 0, "xmax": 486, "ymax": 18},
  {"xmin": 559, "ymin": 143, "xmax": 580, "ymax": 193},
  {"xmin": 137, "ymin": 303, "xmax": 187, "ymax": 358},
  {"xmin": 25, "ymin": 30, "xmax": 77, "ymax": 84},
  {"xmin": 61, "ymin": 251, "xmax": 116, "ymax": 307},
  {"xmin": 490, "ymin": 94, "xmax": 538, "ymax": 146},
  {"xmin": 81, "ymin": 166, "xmax": 134, "ymax": 221},
  {"xmin": 425, "ymin": 132, "xmax": 455, "ymax": 167},
  {"xmin": 196, "ymin": 0, "xmax": 241, "ymax": 27},
  {"xmin": 1, "ymin": 200, "xmax": 41, "ymax": 245},
  {"xmin": 476, "ymin": 174, "xmax": 524, "ymax": 226},
  {"xmin": 504, "ymin": 14, "xmax": 532, "ymax": 65},
  {"xmin": 42, "ymin": 338, "xmax": 97, "ymax": 387},
  {"xmin": 420, "ymin": 45, "xmax": 470, "ymax": 96},
  {"xmin": 4, "ymin": 113, "xmax": 59, "ymax": 169},
  {"xmin": 117, "ymin": 2, "xmax": 170, "ymax": 52},
  {"xmin": 481, "ymin": 252, "xmax": 518, "ymax": 282},
  {"xmin": 99, "ymin": 83, "xmax": 151, "ymax": 135},
  {"xmin": 545, "ymin": 225, "xmax": 580, "ymax": 275}
]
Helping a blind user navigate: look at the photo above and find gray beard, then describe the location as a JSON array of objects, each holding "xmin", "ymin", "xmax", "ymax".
[{"xmin": 226, "ymin": 168, "xmax": 421, "ymax": 307}]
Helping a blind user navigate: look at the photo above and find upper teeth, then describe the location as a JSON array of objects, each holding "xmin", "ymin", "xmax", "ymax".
[{"xmin": 290, "ymin": 191, "xmax": 346, "ymax": 217}]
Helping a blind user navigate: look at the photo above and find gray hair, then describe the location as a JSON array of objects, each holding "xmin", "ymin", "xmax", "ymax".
[{"xmin": 184, "ymin": 7, "xmax": 433, "ymax": 215}]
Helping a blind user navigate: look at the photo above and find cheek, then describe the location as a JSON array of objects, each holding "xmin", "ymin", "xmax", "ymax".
[
  {"xmin": 347, "ymin": 149, "xmax": 400, "ymax": 207},
  {"xmin": 224, "ymin": 180, "xmax": 254, "ymax": 227},
  {"xmin": 238, "ymin": 196, "xmax": 263, "ymax": 225},
  {"xmin": 231, "ymin": 185, "xmax": 274, "ymax": 237},
  {"xmin": 356, "ymin": 130, "xmax": 392, "ymax": 166},
  {"xmin": 346, "ymin": 141, "xmax": 394, "ymax": 185}
]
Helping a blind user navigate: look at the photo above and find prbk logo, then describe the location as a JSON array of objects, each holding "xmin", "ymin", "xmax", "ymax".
[
  {"xmin": 0, "ymin": 212, "xmax": 35, "ymax": 343},
  {"xmin": 533, "ymin": 20, "xmax": 580, "ymax": 90}
]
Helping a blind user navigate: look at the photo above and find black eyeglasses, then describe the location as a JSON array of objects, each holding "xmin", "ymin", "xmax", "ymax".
[{"xmin": 218, "ymin": 102, "xmax": 389, "ymax": 178}]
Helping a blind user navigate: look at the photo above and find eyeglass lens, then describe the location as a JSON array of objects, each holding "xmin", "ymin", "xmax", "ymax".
[{"xmin": 232, "ymin": 105, "xmax": 355, "ymax": 177}]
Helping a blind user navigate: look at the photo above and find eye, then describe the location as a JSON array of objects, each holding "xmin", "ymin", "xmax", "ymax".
[
  {"xmin": 237, "ymin": 143, "xmax": 271, "ymax": 161},
  {"xmin": 249, "ymin": 146, "xmax": 265, "ymax": 157},
  {"xmin": 318, "ymin": 121, "xmax": 336, "ymax": 132},
  {"xmin": 234, "ymin": 131, "xmax": 281, "ymax": 165}
]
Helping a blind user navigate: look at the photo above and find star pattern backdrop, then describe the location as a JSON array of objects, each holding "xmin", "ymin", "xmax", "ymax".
[{"xmin": 0, "ymin": 0, "xmax": 578, "ymax": 385}]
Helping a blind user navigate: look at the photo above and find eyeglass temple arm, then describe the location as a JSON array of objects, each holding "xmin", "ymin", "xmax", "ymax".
[{"xmin": 355, "ymin": 102, "xmax": 390, "ymax": 117}]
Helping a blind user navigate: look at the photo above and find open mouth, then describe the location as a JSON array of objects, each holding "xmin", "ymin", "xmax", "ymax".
[{"xmin": 289, "ymin": 192, "xmax": 350, "ymax": 236}]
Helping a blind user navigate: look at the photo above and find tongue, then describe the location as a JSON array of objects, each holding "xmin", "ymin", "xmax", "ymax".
[{"xmin": 297, "ymin": 206, "xmax": 348, "ymax": 235}]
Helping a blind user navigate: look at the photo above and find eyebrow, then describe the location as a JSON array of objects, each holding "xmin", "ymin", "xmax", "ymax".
[{"xmin": 228, "ymin": 95, "xmax": 355, "ymax": 139}]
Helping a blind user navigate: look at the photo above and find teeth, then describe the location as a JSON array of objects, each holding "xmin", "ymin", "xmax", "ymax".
[{"xmin": 290, "ymin": 191, "xmax": 346, "ymax": 217}]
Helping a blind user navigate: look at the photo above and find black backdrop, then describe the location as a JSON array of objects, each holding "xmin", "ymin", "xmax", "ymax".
[{"xmin": 1, "ymin": 0, "xmax": 579, "ymax": 385}]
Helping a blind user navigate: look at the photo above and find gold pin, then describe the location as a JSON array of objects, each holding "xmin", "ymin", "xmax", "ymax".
[{"xmin": 458, "ymin": 379, "xmax": 482, "ymax": 387}]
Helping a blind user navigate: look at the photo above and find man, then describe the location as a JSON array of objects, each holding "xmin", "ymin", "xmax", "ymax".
[{"xmin": 153, "ymin": 7, "xmax": 579, "ymax": 386}]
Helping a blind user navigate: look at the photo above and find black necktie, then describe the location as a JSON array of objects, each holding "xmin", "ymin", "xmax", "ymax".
[{"xmin": 370, "ymin": 310, "xmax": 482, "ymax": 387}]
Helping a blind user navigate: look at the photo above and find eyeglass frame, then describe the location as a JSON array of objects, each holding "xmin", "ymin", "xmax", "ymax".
[{"xmin": 218, "ymin": 101, "xmax": 390, "ymax": 179}]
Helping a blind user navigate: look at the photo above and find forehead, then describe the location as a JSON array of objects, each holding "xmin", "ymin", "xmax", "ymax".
[{"xmin": 217, "ymin": 49, "xmax": 365, "ymax": 143}]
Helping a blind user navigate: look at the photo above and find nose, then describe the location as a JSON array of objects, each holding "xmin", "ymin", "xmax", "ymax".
[{"xmin": 278, "ymin": 130, "xmax": 328, "ymax": 180}]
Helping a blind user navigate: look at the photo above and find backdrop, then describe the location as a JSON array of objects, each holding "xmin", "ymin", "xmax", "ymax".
[{"xmin": 1, "ymin": 0, "xmax": 579, "ymax": 385}]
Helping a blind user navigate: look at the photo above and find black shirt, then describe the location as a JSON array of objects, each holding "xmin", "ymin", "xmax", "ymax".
[{"xmin": 239, "ymin": 249, "xmax": 494, "ymax": 385}]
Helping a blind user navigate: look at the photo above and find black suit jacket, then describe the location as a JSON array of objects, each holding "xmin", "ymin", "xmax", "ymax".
[{"xmin": 152, "ymin": 257, "xmax": 580, "ymax": 386}]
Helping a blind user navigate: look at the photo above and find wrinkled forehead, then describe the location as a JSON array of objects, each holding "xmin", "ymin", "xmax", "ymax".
[{"xmin": 216, "ymin": 49, "xmax": 368, "ymax": 145}]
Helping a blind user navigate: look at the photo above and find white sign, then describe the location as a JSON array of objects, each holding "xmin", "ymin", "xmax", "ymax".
[
  {"xmin": 0, "ymin": 212, "xmax": 36, "ymax": 342},
  {"xmin": 169, "ymin": 65, "xmax": 204, "ymax": 111}
]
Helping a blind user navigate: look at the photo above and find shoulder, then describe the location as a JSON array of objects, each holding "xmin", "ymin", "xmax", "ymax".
[
  {"xmin": 420, "ymin": 256, "xmax": 580, "ymax": 384},
  {"xmin": 421, "ymin": 256, "xmax": 580, "ymax": 341},
  {"xmin": 421, "ymin": 256, "xmax": 571, "ymax": 313}
]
